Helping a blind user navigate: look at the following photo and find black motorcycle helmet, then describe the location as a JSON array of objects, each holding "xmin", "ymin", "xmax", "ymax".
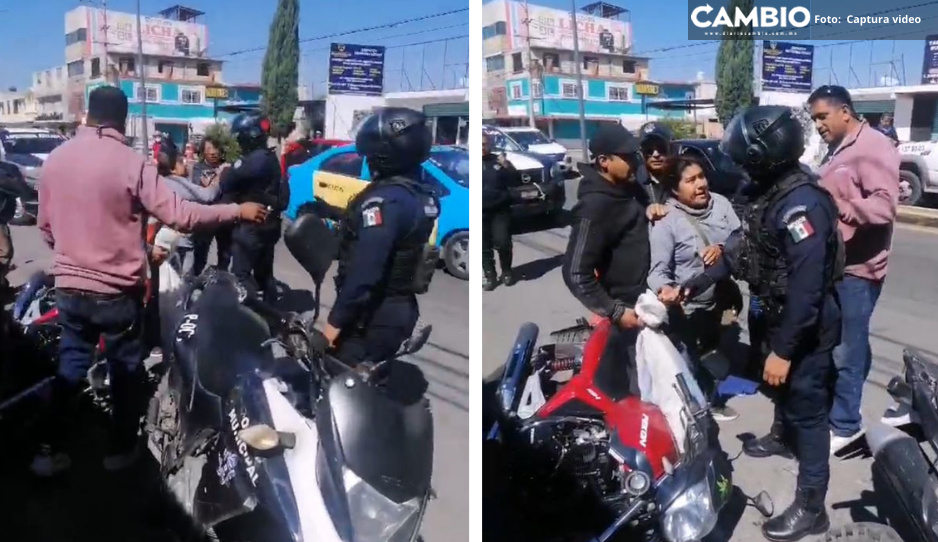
[
  {"xmin": 230, "ymin": 112, "xmax": 271, "ymax": 153},
  {"xmin": 721, "ymin": 105, "xmax": 804, "ymax": 181},
  {"xmin": 355, "ymin": 107, "xmax": 432, "ymax": 178}
]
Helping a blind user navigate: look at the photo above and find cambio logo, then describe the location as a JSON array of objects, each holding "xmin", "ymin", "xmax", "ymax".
[{"xmin": 691, "ymin": 3, "xmax": 811, "ymax": 28}]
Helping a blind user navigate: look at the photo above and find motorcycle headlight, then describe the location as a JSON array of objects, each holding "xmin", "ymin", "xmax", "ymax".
[
  {"xmin": 659, "ymin": 478, "xmax": 718, "ymax": 542},
  {"xmin": 343, "ymin": 468, "xmax": 423, "ymax": 542}
]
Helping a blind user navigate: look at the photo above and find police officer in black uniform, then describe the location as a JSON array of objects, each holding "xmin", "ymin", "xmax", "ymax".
[
  {"xmin": 322, "ymin": 107, "xmax": 440, "ymax": 366},
  {"xmin": 683, "ymin": 105, "xmax": 842, "ymax": 542},
  {"xmin": 482, "ymin": 132, "xmax": 519, "ymax": 291},
  {"xmin": 221, "ymin": 112, "xmax": 287, "ymax": 304}
]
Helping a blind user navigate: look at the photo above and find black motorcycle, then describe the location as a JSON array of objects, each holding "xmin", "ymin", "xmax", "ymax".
[{"xmin": 146, "ymin": 214, "xmax": 434, "ymax": 542}]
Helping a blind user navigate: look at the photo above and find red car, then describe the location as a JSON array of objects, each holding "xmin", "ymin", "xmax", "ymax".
[{"xmin": 281, "ymin": 138, "xmax": 351, "ymax": 178}]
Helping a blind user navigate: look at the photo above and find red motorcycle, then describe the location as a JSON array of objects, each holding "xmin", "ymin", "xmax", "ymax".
[{"xmin": 486, "ymin": 318, "xmax": 772, "ymax": 542}]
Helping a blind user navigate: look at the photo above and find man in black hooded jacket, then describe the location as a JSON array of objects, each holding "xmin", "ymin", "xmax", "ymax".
[
  {"xmin": 562, "ymin": 123, "xmax": 667, "ymax": 396},
  {"xmin": 482, "ymin": 132, "xmax": 519, "ymax": 291}
]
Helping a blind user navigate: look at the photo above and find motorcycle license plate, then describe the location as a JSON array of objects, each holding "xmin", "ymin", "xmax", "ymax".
[{"xmin": 520, "ymin": 189, "xmax": 539, "ymax": 200}]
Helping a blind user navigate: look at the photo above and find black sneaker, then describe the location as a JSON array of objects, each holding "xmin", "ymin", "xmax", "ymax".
[
  {"xmin": 483, "ymin": 275, "xmax": 498, "ymax": 292},
  {"xmin": 500, "ymin": 272, "xmax": 516, "ymax": 287}
]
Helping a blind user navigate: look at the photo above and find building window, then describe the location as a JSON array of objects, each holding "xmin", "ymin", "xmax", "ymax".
[
  {"xmin": 562, "ymin": 80, "xmax": 580, "ymax": 99},
  {"xmin": 180, "ymin": 88, "xmax": 203, "ymax": 104},
  {"xmin": 608, "ymin": 85, "xmax": 629, "ymax": 101},
  {"xmin": 197, "ymin": 63, "xmax": 210, "ymax": 76},
  {"xmin": 509, "ymin": 82, "xmax": 522, "ymax": 100},
  {"xmin": 67, "ymin": 60, "xmax": 84, "ymax": 77},
  {"xmin": 158, "ymin": 61, "xmax": 175, "ymax": 76},
  {"xmin": 65, "ymin": 28, "xmax": 87, "ymax": 46},
  {"xmin": 543, "ymin": 53, "xmax": 560, "ymax": 73},
  {"xmin": 135, "ymin": 84, "xmax": 160, "ymax": 103},
  {"xmin": 583, "ymin": 56, "xmax": 598, "ymax": 70},
  {"xmin": 623, "ymin": 60, "xmax": 636, "ymax": 73},
  {"xmin": 512, "ymin": 52, "xmax": 524, "ymax": 74},
  {"xmin": 532, "ymin": 80, "xmax": 543, "ymax": 98},
  {"xmin": 485, "ymin": 55, "xmax": 505, "ymax": 72},
  {"xmin": 482, "ymin": 21, "xmax": 507, "ymax": 39},
  {"xmin": 120, "ymin": 58, "xmax": 136, "ymax": 75},
  {"xmin": 91, "ymin": 58, "xmax": 101, "ymax": 78}
]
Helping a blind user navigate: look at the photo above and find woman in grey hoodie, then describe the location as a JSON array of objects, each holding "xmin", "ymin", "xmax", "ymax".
[{"xmin": 648, "ymin": 155, "xmax": 741, "ymax": 420}]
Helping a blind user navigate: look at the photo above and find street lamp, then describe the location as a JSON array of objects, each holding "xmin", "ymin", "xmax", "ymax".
[{"xmin": 136, "ymin": 0, "xmax": 148, "ymax": 154}]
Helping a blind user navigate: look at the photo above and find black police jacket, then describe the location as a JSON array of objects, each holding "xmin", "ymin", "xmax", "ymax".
[
  {"xmin": 328, "ymin": 176, "xmax": 439, "ymax": 330},
  {"xmin": 220, "ymin": 147, "xmax": 288, "ymax": 214},
  {"xmin": 482, "ymin": 153, "xmax": 515, "ymax": 212},
  {"xmin": 692, "ymin": 168, "xmax": 843, "ymax": 360},
  {"xmin": 561, "ymin": 164, "xmax": 650, "ymax": 323}
]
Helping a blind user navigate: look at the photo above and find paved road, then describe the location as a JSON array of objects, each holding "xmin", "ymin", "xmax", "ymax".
[
  {"xmin": 2, "ymin": 224, "xmax": 468, "ymax": 541},
  {"xmin": 483, "ymin": 220, "xmax": 938, "ymax": 542}
]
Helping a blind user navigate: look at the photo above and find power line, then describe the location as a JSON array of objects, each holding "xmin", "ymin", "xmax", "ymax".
[
  {"xmin": 225, "ymin": 22, "xmax": 468, "ymax": 64},
  {"xmin": 217, "ymin": 8, "xmax": 468, "ymax": 58}
]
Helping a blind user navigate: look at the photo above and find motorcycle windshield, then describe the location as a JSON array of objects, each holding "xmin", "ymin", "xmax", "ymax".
[{"xmin": 316, "ymin": 375, "xmax": 433, "ymax": 504}]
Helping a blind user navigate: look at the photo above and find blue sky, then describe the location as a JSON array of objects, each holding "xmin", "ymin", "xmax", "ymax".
[
  {"xmin": 489, "ymin": 0, "xmax": 928, "ymax": 87},
  {"xmin": 0, "ymin": 0, "xmax": 468, "ymax": 94}
]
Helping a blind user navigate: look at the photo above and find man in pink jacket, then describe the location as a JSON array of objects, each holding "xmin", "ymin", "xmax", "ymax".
[
  {"xmin": 808, "ymin": 85, "xmax": 900, "ymax": 455},
  {"xmin": 33, "ymin": 86, "xmax": 268, "ymax": 477}
]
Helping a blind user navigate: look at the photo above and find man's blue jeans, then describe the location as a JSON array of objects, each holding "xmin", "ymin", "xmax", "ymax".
[{"xmin": 830, "ymin": 275, "xmax": 883, "ymax": 437}]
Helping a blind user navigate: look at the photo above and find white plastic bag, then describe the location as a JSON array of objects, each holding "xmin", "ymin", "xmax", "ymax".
[
  {"xmin": 634, "ymin": 291, "xmax": 706, "ymax": 453},
  {"xmin": 154, "ymin": 228, "xmax": 184, "ymax": 294}
]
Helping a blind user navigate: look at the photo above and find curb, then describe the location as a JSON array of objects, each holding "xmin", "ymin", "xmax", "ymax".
[{"xmin": 897, "ymin": 206, "xmax": 938, "ymax": 228}]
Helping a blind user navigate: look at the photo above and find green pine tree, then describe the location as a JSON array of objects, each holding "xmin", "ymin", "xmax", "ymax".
[
  {"xmin": 261, "ymin": 0, "xmax": 300, "ymax": 138},
  {"xmin": 714, "ymin": 0, "xmax": 754, "ymax": 126}
]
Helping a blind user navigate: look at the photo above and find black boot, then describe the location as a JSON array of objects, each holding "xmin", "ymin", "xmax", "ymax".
[
  {"xmin": 744, "ymin": 421, "xmax": 794, "ymax": 459},
  {"xmin": 500, "ymin": 269, "xmax": 516, "ymax": 287},
  {"xmin": 761, "ymin": 487, "xmax": 830, "ymax": 542},
  {"xmin": 483, "ymin": 271, "xmax": 498, "ymax": 292}
]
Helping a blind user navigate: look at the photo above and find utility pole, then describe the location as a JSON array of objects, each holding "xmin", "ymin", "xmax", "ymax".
[
  {"xmin": 522, "ymin": 0, "xmax": 537, "ymax": 128},
  {"xmin": 570, "ymin": 0, "xmax": 588, "ymax": 158},
  {"xmin": 136, "ymin": 0, "xmax": 148, "ymax": 154},
  {"xmin": 102, "ymin": 0, "xmax": 110, "ymax": 84}
]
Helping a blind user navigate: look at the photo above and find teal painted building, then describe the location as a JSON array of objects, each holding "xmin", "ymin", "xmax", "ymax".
[
  {"xmin": 85, "ymin": 80, "xmax": 261, "ymax": 147},
  {"xmin": 503, "ymin": 75, "xmax": 698, "ymax": 140}
]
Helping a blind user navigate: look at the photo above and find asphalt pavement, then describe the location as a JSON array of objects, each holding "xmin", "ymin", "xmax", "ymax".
[
  {"xmin": 1, "ymin": 223, "xmax": 468, "ymax": 541},
  {"xmin": 482, "ymin": 218, "xmax": 938, "ymax": 542}
]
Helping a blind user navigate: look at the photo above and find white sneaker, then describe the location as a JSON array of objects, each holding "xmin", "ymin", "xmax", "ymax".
[
  {"xmin": 711, "ymin": 405, "xmax": 739, "ymax": 422},
  {"xmin": 30, "ymin": 445, "xmax": 72, "ymax": 477},
  {"xmin": 830, "ymin": 429, "xmax": 866, "ymax": 456}
]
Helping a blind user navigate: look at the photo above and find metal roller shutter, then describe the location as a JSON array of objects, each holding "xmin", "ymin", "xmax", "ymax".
[{"xmin": 853, "ymin": 100, "xmax": 895, "ymax": 114}]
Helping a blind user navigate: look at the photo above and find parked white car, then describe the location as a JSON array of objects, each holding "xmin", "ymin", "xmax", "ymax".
[
  {"xmin": 0, "ymin": 127, "xmax": 67, "ymax": 192},
  {"xmin": 898, "ymin": 140, "xmax": 937, "ymax": 206},
  {"xmin": 483, "ymin": 125, "xmax": 573, "ymax": 175}
]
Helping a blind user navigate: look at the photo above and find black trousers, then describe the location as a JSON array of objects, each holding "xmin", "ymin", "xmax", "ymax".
[
  {"xmin": 482, "ymin": 208, "xmax": 512, "ymax": 276},
  {"xmin": 191, "ymin": 226, "xmax": 234, "ymax": 275},
  {"xmin": 333, "ymin": 297, "xmax": 419, "ymax": 366},
  {"xmin": 231, "ymin": 222, "xmax": 280, "ymax": 303}
]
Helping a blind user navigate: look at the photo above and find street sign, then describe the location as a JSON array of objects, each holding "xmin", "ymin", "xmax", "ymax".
[
  {"xmin": 634, "ymin": 82, "xmax": 660, "ymax": 96},
  {"xmin": 205, "ymin": 86, "xmax": 229, "ymax": 100},
  {"xmin": 761, "ymin": 41, "xmax": 814, "ymax": 93},
  {"xmin": 922, "ymin": 35, "xmax": 938, "ymax": 85},
  {"xmin": 328, "ymin": 43, "xmax": 386, "ymax": 96}
]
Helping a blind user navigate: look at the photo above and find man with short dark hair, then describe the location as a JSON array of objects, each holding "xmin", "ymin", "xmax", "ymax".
[
  {"xmin": 876, "ymin": 113, "xmax": 899, "ymax": 143},
  {"xmin": 808, "ymin": 85, "xmax": 900, "ymax": 455},
  {"xmin": 562, "ymin": 124, "xmax": 649, "ymax": 395},
  {"xmin": 33, "ymin": 85, "xmax": 268, "ymax": 477}
]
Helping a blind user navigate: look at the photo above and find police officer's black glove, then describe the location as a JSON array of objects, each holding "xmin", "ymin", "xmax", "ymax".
[{"xmin": 682, "ymin": 272, "xmax": 716, "ymax": 301}]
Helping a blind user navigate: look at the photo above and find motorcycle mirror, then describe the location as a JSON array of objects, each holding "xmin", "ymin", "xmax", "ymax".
[{"xmin": 284, "ymin": 213, "xmax": 339, "ymax": 287}]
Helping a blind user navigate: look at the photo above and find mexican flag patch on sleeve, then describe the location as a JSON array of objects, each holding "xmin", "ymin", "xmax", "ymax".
[{"xmin": 786, "ymin": 215, "xmax": 814, "ymax": 243}]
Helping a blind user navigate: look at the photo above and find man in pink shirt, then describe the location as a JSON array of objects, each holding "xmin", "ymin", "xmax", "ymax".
[
  {"xmin": 808, "ymin": 85, "xmax": 900, "ymax": 455},
  {"xmin": 32, "ymin": 86, "xmax": 268, "ymax": 477}
]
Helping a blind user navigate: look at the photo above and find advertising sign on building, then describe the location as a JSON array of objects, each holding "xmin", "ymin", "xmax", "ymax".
[
  {"xmin": 86, "ymin": 8, "xmax": 209, "ymax": 58},
  {"xmin": 762, "ymin": 41, "xmax": 814, "ymax": 93},
  {"xmin": 922, "ymin": 35, "xmax": 938, "ymax": 85},
  {"xmin": 205, "ymin": 86, "xmax": 229, "ymax": 100},
  {"xmin": 328, "ymin": 43, "xmax": 386, "ymax": 96},
  {"xmin": 509, "ymin": 1, "xmax": 633, "ymax": 55},
  {"xmin": 634, "ymin": 82, "xmax": 660, "ymax": 96}
]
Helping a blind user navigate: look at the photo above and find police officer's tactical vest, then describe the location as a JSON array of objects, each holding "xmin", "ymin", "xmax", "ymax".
[
  {"xmin": 237, "ymin": 149, "xmax": 289, "ymax": 213},
  {"xmin": 737, "ymin": 170, "xmax": 845, "ymax": 321},
  {"xmin": 335, "ymin": 176, "xmax": 441, "ymax": 301}
]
